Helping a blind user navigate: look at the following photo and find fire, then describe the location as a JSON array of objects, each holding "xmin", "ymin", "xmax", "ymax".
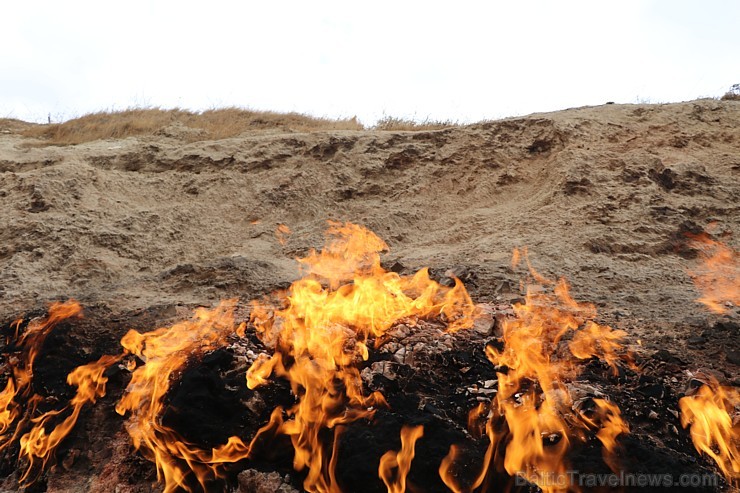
[
  {"xmin": 247, "ymin": 221, "xmax": 478, "ymax": 492},
  {"xmin": 439, "ymin": 444, "xmax": 466, "ymax": 493},
  {"xmin": 441, "ymin": 253, "xmax": 631, "ymax": 492},
  {"xmin": 0, "ymin": 301, "xmax": 119, "ymax": 484},
  {"xmin": 687, "ymin": 233, "xmax": 739, "ymax": 314},
  {"xmin": 379, "ymin": 425, "xmax": 424, "ymax": 493},
  {"xmin": 0, "ymin": 227, "xmax": 644, "ymax": 491},
  {"xmin": 18, "ymin": 353, "xmax": 122, "ymax": 484},
  {"xmin": 0, "ymin": 301, "xmax": 82, "ymax": 455},
  {"xmin": 679, "ymin": 381, "xmax": 740, "ymax": 485},
  {"xmin": 114, "ymin": 300, "xmax": 252, "ymax": 492}
]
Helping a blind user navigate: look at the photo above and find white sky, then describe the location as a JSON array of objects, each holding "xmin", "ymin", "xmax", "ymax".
[{"xmin": 1, "ymin": 0, "xmax": 738, "ymax": 125}]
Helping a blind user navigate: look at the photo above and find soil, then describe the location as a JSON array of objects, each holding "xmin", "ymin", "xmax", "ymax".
[{"xmin": 0, "ymin": 99, "xmax": 738, "ymax": 492}]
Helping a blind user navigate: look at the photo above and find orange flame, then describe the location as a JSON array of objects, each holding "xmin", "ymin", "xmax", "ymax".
[
  {"xmin": 687, "ymin": 234, "xmax": 739, "ymax": 314},
  {"xmin": 379, "ymin": 425, "xmax": 424, "ymax": 493},
  {"xmin": 247, "ymin": 221, "xmax": 478, "ymax": 492},
  {"xmin": 439, "ymin": 444, "xmax": 466, "ymax": 493},
  {"xmin": 114, "ymin": 299, "xmax": 251, "ymax": 493},
  {"xmin": 18, "ymin": 353, "xmax": 121, "ymax": 485},
  {"xmin": 679, "ymin": 381, "xmax": 739, "ymax": 485},
  {"xmin": 0, "ymin": 301, "xmax": 82, "ymax": 455},
  {"xmin": 580, "ymin": 398, "xmax": 630, "ymax": 473},
  {"xmin": 442, "ymin": 251, "xmax": 630, "ymax": 492}
]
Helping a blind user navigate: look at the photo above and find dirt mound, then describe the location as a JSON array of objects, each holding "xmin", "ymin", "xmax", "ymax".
[{"xmin": 1, "ymin": 99, "xmax": 737, "ymax": 326}]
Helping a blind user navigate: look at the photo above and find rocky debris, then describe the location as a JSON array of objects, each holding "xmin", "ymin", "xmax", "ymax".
[
  {"xmin": 377, "ymin": 321, "xmax": 455, "ymax": 368},
  {"xmin": 237, "ymin": 469, "xmax": 298, "ymax": 493}
]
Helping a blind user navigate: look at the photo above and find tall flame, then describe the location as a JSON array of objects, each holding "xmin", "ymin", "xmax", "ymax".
[
  {"xmin": 378, "ymin": 425, "xmax": 424, "ymax": 493},
  {"xmin": 247, "ymin": 221, "xmax": 478, "ymax": 493},
  {"xmin": 18, "ymin": 353, "xmax": 122, "ymax": 484},
  {"xmin": 0, "ymin": 301, "xmax": 82, "ymax": 454},
  {"xmin": 114, "ymin": 299, "xmax": 252, "ymax": 493},
  {"xmin": 679, "ymin": 381, "xmax": 739, "ymax": 486},
  {"xmin": 687, "ymin": 233, "xmax": 739, "ymax": 314},
  {"xmin": 441, "ymin": 253, "xmax": 631, "ymax": 492}
]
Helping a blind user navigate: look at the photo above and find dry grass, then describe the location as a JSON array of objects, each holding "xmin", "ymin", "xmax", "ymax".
[
  {"xmin": 720, "ymin": 84, "xmax": 740, "ymax": 101},
  {"xmin": 17, "ymin": 107, "xmax": 462, "ymax": 146},
  {"xmin": 0, "ymin": 118, "xmax": 34, "ymax": 133},
  {"xmin": 21, "ymin": 107, "xmax": 365, "ymax": 145},
  {"xmin": 372, "ymin": 115, "xmax": 457, "ymax": 131}
]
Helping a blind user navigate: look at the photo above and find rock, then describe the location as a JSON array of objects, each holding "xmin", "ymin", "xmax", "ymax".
[
  {"xmin": 725, "ymin": 350, "xmax": 740, "ymax": 366},
  {"xmin": 638, "ymin": 382, "xmax": 666, "ymax": 399},
  {"xmin": 472, "ymin": 313, "xmax": 494, "ymax": 336},
  {"xmin": 370, "ymin": 361, "xmax": 397, "ymax": 381},
  {"xmin": 244, "ymin": 394, "xmax": 266, "ymax": 415},
  {"xmin": 648, "ymin": 410, "xmax": 659, "ymax": 420},
  {"xmin": 654, "ymin": 349, "xmax": 684, "ymax": 365},
  {"xmin": 713, "ymin": 320, "xmax": 740, "ymax": 333},
  {"xmin": 483, "ymin": 379, "xmax": 497, "ymax": 389},
  {"xmin": 686, "ymin": 336, "xmax": 706, "ymax": 346},
  {"xmin": 393, "ymin": 347, "xmax": 407, "ymax": 364},
  {"xmin": 237, "ymin": 469, "xmax": 298, "ymax": 493}
]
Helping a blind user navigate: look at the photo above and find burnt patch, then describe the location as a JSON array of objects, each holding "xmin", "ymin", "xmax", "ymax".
[{"xmin": 2, "ymin": 306, "xmax": 738, "ymax": 492}]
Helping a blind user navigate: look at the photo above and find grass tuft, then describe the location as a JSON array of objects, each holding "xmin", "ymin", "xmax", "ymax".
[{"xmin": 372, "ymin": 115, "xmax": 456, "ymax": 131}]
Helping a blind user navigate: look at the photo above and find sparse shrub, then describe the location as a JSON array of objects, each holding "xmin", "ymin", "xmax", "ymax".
[
  {"xmin": 373, "ymin": 115, "xmax": 456, "ymax": 131},
  {"xmin": 720, "ymin": 83, "xmax": 740, "ymax": 101}
]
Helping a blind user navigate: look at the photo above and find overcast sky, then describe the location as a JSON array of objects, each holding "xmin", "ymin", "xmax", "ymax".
[{"xmin": 2, "ymin": 0, "xmax": 738, "ymax": 125}]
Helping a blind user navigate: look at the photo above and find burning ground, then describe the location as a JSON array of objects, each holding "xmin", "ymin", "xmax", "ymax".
[{"xmin": 0, "ymin": 100, "xmax": 739, "ymax": 492}]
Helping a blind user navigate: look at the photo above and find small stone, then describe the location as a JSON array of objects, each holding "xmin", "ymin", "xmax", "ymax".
[
  {"xmin": 382, "ymin": 342, "xmax": 400, "ymax": 354},
  {"xmin": 244, "ymin": 394, "xmax": 265, "ymax": 415},
  {"xmin": 473, "ymin": 313, "xmax": 495, "ymax": 336},
  {"xmin": 237, "ymin": 469, "xmax": 298, "ymax": 493},
  {"xmin": 654, "ymin": 349, "xmax": 684, "ymax": 364},
  {"xmin": 648, "ymin": 410, "xmax": 659, "ymax": 420},
  {"xmin": 725, "ymin": 350, "xmax": 740, "ymax": 366},
  {"xmin": 393, "ymin": 347, "xmax": 406, "ymax": 364},
  {"xmin": 370, "ymin": 361, "xmax": 397, "ymax": 380},
  {"xmin": 483, "ymin": 379, "xmax": 497, "ymax": 389},
  {"xmin": 669, "ymin": 425, "xmax": 679, "ymax": 435},
  {"xmin": 687, "ymin": 336, "xmax": 706, "ymax": 346}
]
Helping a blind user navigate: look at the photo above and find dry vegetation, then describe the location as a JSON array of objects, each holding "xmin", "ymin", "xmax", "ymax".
[
  {"xmin": 372, "ymin": 115, "xmax": 458, "ymax": 131},
  {"xmin": 19, "ymin": 108, "xmax": 366, "ymax": 145},
  {"xmin": 720, "ymin": 83, "xmax": 740, "ymax": 101},
  {"xmin": 12, "ymin": 87, "xmax": 739, "ymax": 146},
  {"xmin": 8, "ymin": 107, "xmax": 466, "ymax": 146}
]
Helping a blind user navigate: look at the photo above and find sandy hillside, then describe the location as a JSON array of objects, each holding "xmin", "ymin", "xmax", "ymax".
[{"xmin": 0, "ymin": 99, "xmax": 738, "ymax": 339}]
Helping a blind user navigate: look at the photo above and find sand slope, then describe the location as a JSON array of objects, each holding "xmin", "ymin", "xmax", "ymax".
[{"xmin": 1, "ymin": 100, "xmax": 738, "ymax": 329}]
